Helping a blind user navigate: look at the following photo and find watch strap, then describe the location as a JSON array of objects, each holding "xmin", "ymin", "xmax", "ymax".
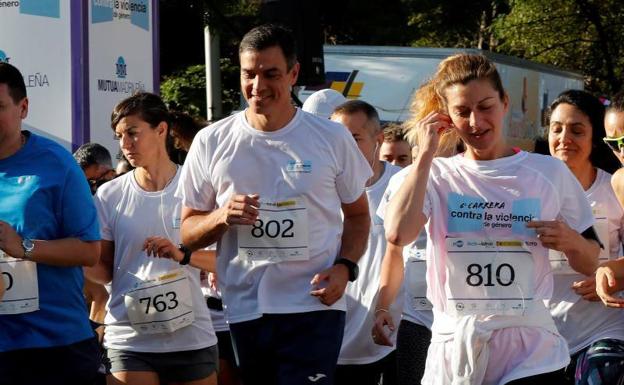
[
  {"xmin": 178, "ymin": 244, "xmax": 192, "ymax": 265},
  {"xmin": 334, "ymin": 257, "xmax": 358, "ymax": 282}
]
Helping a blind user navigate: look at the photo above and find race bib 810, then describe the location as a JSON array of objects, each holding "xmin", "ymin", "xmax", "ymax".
[{"xmin": 445, "ymin": 238, "xmax": 535, "ymax": 317}]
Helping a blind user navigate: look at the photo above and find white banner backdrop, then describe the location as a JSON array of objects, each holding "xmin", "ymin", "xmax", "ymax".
[
  {"xmin": 0, "ymin": 0, "xmax": 72, "ymax": 149},
  {"xmin": 89, "ymin": 0, "xmax": 156, "ymax": 160}
]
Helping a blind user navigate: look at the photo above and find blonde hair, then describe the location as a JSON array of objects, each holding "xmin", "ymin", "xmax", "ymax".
[{"xmin": 404, "ymin": 53, "xmax": 505, "ymax": 157}]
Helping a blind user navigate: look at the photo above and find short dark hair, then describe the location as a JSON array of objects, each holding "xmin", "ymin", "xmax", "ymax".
[
  {"xmin": 548, "ymin": 89, "xmax": 620, "ymax": 173},
  {"xmin": 0, "ymin": 62, "xmax": 27, "ymax": 103},
  {"xmin": 608, "ymin": 90, "xmax": 624, "ymax": 114},
  {"xmin": 73, "ymin": 143, "xmax": 112, "ymax": 170},
  {"xmin": 239, "ymin": 24, "xmax": 297, "ymax": 70},
  {"xmin": 382, "ymin": 123, "xmax": 408, "ymax": 143},
  {"xmin": 111, "ymin": 92, "xmax": 170, "ymax": 131},
  {"xmin": 333, "ymin": 100, "xmax": 381, "ymax": 134}
]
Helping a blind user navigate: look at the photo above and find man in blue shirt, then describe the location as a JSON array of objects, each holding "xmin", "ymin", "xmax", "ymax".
[{"xmin": 0, "ymin": 62, "xmax": 101, "ymax": 385}]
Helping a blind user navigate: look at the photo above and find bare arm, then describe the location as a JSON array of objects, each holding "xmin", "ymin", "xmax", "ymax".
[
  {"xmin": 310, "ymin": 193, "xmax": 370, "ymax": 306},
  {"xmin": 611, "ymin": 168, "xmax": 624, "ymax": 208},
  {"xmin": 180, "ymin": 194, "xmax": 260, "ymax": 251},
  {"xmin": 338, "ymin": 193, "xmax": 371, "ymax": 264},
  {"xmin": 384, "ymin": 111, "xmax": 450, "ymax": 246},
  {"xmin": 527, "ymin": 220, "xmax": 599, "ymax": 276},
  {"xmin": 384, "ymin": 154, "xmax": 431, "ymax": 246},
  {"xmin": 143, "ymin": 236, "xmax": 217, "ymax": 272},
  {"xmin": 84, "ymin": 240, "xmax": 114, "ymax": 285},
  {"xmin": 372, "ymin": 242, "xmax": 405, "ymax": 346},
  {"xmin": 0, "ymin": 220, "xmax": 100, "ymax": 267},
  {"xmin": 596, "ymin": 258, "xmax": 624, "ymax": 308}
]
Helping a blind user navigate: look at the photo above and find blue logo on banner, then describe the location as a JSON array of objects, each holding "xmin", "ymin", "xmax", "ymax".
[
  {"xmin": 92, "ymin": 0, "xmax": 114, "ymax": 23},
  {"xmin": 116, "ymin": 57, "xmax": 127, "ymax": 79},
  {"xmin": 20, "ymin": 0, "xmax": 60, "ymax": 18},
  {"xmin": 131, "ymin": 0, "xmax": 150, "ymax": 31},
  {"xmin": 447, "ymin": 192, "xmax": 486, "ymax": 233},
  {"xmin": 0, "ymin": 51, "xmax": 9, "ymax": 63},
  {"xmin": 511, "ymin": 198, "xmax": 540, "ymax": 236}
]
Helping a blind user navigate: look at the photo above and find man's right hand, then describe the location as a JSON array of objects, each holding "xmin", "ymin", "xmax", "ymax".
[{"xmin": 221, "ymin": 194, "xmax": 260, "ymax": 226}]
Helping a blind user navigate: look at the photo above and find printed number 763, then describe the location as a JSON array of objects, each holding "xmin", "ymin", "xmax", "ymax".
[{"xmin": 139, "ymin": 291, "xmax": 178, "ymax": 314}]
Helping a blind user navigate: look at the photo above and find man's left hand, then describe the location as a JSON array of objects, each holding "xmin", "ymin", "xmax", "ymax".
[{"xmin": 310, "ymin": 264, "xmax": 349, "ymax": 306}]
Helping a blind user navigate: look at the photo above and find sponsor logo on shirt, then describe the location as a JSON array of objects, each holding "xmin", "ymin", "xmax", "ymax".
[{"xmin": 286, "ymin": 160, "xmax": 311, "ymax": 173}]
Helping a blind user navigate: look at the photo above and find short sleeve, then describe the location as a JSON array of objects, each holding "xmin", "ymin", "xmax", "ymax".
[
  {"xmin": 60, "ymin": 159, "xmax": 100, "ymax": 241},
  {"xmin": 334, "ymin": 127, "xmax": 373, "ymax": 204},
  {"xmin": 377, "ymin": 168, "xmax": 405, "ymax": 222},
  {"xmin": 175, "ymin": 130, "xmax": 217, "ymax": 211},
  {"xmin": 93, "ymin": 190, "xmax": 113, "ymax": 242},
  {"xmin": 556, "ymin": 161, "xmax": 594, "ymax": 232}
]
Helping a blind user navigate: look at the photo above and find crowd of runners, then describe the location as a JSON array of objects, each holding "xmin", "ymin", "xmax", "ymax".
[{"xmin": 2, "ymin": 23, "xmax": 624, "ymax": 385}]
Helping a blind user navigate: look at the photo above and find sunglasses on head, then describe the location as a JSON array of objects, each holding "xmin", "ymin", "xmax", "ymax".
[{"xmin": 603, "ymin": 135, "xmax": 624, "ymax": 152}]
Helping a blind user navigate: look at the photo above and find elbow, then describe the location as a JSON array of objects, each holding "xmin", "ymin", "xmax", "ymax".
[{"xmin": 386, "ymin": 228, "xmax": 408, "ymax": 247}]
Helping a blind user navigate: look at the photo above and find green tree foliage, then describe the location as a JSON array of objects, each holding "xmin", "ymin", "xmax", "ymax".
[
  {"xmin": 159, "ymin": 0, "xmax": 260, "ymax": 118},
  {"xmin": 493, "ymin": 0, "xmax": 624, "ymax": 94},
  {"xmin": 161, "ymin": 65, "xmax": 207, "ymax": 117},
  {"xmin": 401, "ymin": 0, "xmax": 509, "ymax": 50}
]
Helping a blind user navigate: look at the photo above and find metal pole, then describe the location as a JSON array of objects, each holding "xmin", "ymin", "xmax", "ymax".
[{"xmin": 204, "ymin": 26, "xmax": 222, "ymax": 121}]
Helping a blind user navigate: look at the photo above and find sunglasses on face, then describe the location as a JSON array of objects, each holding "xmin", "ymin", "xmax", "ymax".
[{"xmin": 603, "ymin": 135, "xmax": 624, "ymax": 152}]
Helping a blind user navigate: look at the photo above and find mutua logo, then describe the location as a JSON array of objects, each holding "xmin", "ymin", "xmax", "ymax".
[
  {"xmin": 116, "ymin": 56, "xmax": 127, "ymax": 79},
  {"xmin": 0, "ymin": 50, "xmax": 10, "ymax": 64}
]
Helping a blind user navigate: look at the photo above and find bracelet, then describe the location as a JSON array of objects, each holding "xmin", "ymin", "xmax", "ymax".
[{"xmin": 374, "ymin": 308, "xmax": 389, "ymax": 315}]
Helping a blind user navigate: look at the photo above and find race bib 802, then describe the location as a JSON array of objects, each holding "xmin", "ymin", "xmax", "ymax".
[{"xmin": 238, "ymin": 196, "xmax": 309, "ymax": 263}]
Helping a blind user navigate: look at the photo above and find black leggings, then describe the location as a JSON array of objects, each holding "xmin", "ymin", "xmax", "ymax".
[
  {"xmin": 396, "ymin": 320, "xmax": 431, "ymax": 385},
  {"xmin": 505, "ymin": 368, "xmax": 566, "ymax": 385}
]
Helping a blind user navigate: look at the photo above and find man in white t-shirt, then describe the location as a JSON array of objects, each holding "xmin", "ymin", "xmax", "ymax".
[
  {"xmin": 176, "ymin": 24, "xmax": 372, "ymax": 385},
  {"xmin": 331, "ymin": 101, "xmax": 402, "ymax": 385}
]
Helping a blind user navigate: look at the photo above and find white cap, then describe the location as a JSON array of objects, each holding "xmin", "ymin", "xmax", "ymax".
[{"xmin": 302, "ymin": 89, "xmax": 347, "ymax": 119}]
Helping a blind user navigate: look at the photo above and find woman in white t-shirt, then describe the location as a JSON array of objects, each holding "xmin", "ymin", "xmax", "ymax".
[
  {"xmin": 85, "ymin": 93, "xmax": 218, "ymax": 385},
  {"xmin": 373, "ymin": 82, "xmax": 461, "ymax": 385},
  {"xmin": 546, "ymin": 89, "xmax": 624, "ymax": 385},
  {"xmin": 384, "ymin": 53, "xmax": 601, "ymax": 385}
]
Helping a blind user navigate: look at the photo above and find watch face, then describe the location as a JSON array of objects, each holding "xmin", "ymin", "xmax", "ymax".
[{"xmin": 22, "ymin": 238, "xmax": 35, "ymax": 251}]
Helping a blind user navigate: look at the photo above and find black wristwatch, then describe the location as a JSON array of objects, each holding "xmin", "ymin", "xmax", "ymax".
[
  {"xmin": 334, "ymin": 258, "xmax": 359, "ymax": 282},
  {"xmin": 178, "ymin": 244, "xmax": 192, "ymax": 265}
]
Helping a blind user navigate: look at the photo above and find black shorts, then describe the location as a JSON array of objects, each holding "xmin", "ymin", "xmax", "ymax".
[
  {"xmin": 0, "ymin": 337, "xmax": 100, "ymax": 385},
  {"xmin": 216, "ymin": 330, "xmax": 237, "ymax": 367},
  {"xmin": 105, "ymin": 345, "xmax": 218, "ymax": 383},
  {"xmin": 230, "ymin": 310, "xmax": 345, "ymax": 385}
]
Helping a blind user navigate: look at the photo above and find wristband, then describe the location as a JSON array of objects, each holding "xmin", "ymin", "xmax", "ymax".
[
  {"xmin": 374, "ymin": 308, "xmax": 389, "ymax": 315},
  {"xmin": 178, "ymin": 244, "xmax": 192, "ymax": 265}
]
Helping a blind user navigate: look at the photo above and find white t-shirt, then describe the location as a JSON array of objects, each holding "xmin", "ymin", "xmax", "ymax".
[
  {"xmin": 421, "ymin": 152, "xmax": 594, "ymax": 385},
  {"xmin": 377, "ymin": 164, "xmax": 433, "ymax": 328},
  {"xmin": 95, "ymin": 169, "xmax": 217, "ymax": 352},
  {"xmin": 176, "ymin": 109, "xmax": 372, "ymax": 323},
  {"xmin": 339, "ymin": 162, "xmax": 402, "ymax": 365},
  {"xmin": 548, "ymin": 168, "xmax": 624, "ymax": 353}
]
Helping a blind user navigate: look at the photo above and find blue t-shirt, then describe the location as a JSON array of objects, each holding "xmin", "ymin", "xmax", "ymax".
[{"xmin": 0, "ymin": 132, "xmax": 100, "ymax": 351}]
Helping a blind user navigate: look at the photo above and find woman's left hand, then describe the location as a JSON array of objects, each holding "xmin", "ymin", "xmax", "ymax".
[
  {"xmin": 526, "ymin": 220, "xmax": 577, "ymax": 252},
  {"xmin": 143, "ymin": 236, "xmax": 183, "ymax": 263}
]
